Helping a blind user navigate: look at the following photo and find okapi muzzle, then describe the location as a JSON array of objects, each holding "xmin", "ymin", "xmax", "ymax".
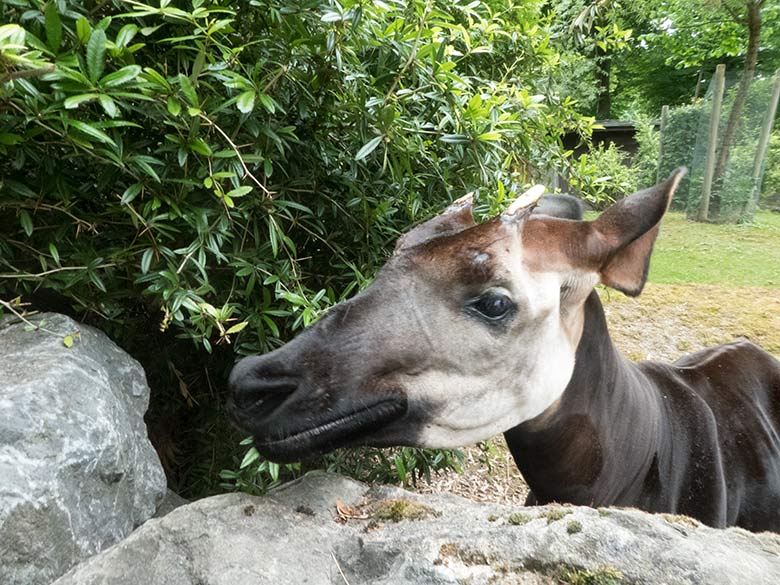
[{"xmin": 228, "ymin": 284, "xmax": 415, "ymax": 462}]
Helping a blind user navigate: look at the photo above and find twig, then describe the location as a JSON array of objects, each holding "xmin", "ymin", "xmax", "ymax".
[
  {"xmin": 198, "ymin": 113, "xmax": 273, "ymax": 197},
  {"xmin": 262, "ymin": 64, "xmax": 288, "ymax": 94},
  {"xmin": 0, "ymin": 263, "xmax": 115, "ymax": 280},
  {"xmin": 330, "ymin": 551, "xmax": 351, "ymax": 585},
  {"xmin": 176, "ymin": 250, "xmax": 195, "ymax": 274},
  {"xmin": 0, "ymin": 299, "xmax": 60, "ymax": 336},
  {"xmin": 0, "ymin": 65, "xmax": 55, "ymax": 84},
  {"xmin": 384, "ymin": 1, "xmax": 432, "ymax": 102}
]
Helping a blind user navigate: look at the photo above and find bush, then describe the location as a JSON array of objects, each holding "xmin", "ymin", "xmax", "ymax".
[
  {"xmin": 631, "ymin": 114, "xmax": 660, "ymax": 188},
  {"xmin": 760, "ymin": 131, "xmax": 780, "ymax": 211},
  {"xmin": 1, "ymin": 0, "xmax": 596, "ymax": 495},
  {"xmin": 568, "ymin": 142, "xmax": 637, "ymax": 206}
]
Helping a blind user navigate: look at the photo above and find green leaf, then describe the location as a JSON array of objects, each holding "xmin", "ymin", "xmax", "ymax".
[
  {"xmin": 226, "ymin": 186, "xmax": 252, "ymax": 198},
  {"xmin": 355, "ymin": 136, "xmax": 382, "ymax": 161},
  {"xmin": 0, "ymin": 24, "xmax": 25, "ymax": 45},
  {"xmin": 89, "ymin": 271, "xmax": 106, "ymax": 292},
  {"xmin": 178, "ymin": 74, "xmax": 198, "ymax": 107},
  {"xmin": 141, "ymin": 248, "xmax": 154, "ymax": 274},
  {"xmin": 477, "ymin": 132, "xmax": 501, "ymax": 142},
  {"xmin": 269, "ymin": 461, "xmax": 280, "ymax": 482},
  {"xmin": 0, "ymin": 133, "xmax": 22, "ymax": 146},
  {"xmin": 64, "ymin": 94, "xmax": 99, "ymax": 109},
  {"xmin": 261, "ymin": 314, "xmax": 280, "ymax": 337},
  {"xmin": 19, "ymin": 210, "xmax": 33, "ymax": 237},
  {"xmin": 236, "ymin": 90, "xmax": 255, "ymax": 114},
  {"xmin": 63, "ymin": 335, "xmax": 74, "ymax": 348},
  {"xmin": 121, "ymin": 183, "xmax": 142, "ymax": 204},
  {"xmin": 44, "ymin": 2, "xmax": 62, "ymax": 52},
  {"xmin": 49, "ymin": 243, "xmax": 60, "ymax": 264},
  {"xmin": 68, "ymin": 120, "xmax": 116, "ymax": 146},
  {"xmin": 115, "ymin": 24, "xmax": 138, "ymax": 48},
  {"xmin": 141, "ymin": 67, "xmax": 169, "ymax": 89},
  {"xmin": 100, "ymin": 65, "xmax": 142, "ymax": 87},
  {"xmin": 257, "ymin": 93, "xmax": 275, "ymax": 113},
  {"xmin": 75, "ymin": 17, "xmax": 91, "ymax": 45},
  {"xmin": 440, "ymin": 134, "xmax": 470, "ymax": 144},
  {"xmin": 225, "ymin": 321, "xmax": 248, "ymax": 335},
  {"xmin": 98, "ymin": 95, "xmax": 119, "ymax": 118},
  {"xmin": 166, "ymin": 96, "xmax": 181, "ymax": 116},
  {"xmin": 130, "ymin": 155, "xmax": 161, "ymax": 182},
  {"xmin": 189, "ymin": 139, "xmax": 212, "ymax": 156},
  {"xmin": 240, "ymin": 447, "xmax": 260, "ymax": 469},
  {"xmin": 86, "ymin": 29, "xmax": 107, "ymax": 84}
]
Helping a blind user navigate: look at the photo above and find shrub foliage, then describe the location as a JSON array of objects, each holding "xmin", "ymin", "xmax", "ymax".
[{"xmin": 1, "ymin": 0, "xmax": 602, "ymax": 494}]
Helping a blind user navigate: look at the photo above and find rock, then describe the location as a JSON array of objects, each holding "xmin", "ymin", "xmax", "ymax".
[
  {"xmin": 54, "ymin": 472, "xmax": 780, "ymax": 585},
  {"xmin": 0, "ymin": 313, "xmax": 167, "ymax": 585},
  {"xmin": 154, "ymin": 490, "xmax": 189, "ymax": 518}
]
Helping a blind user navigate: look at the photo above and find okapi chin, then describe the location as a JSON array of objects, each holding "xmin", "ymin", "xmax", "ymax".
[{"xmin": 229, "ymin": 168, "xmax": 780, "ymax": 532}]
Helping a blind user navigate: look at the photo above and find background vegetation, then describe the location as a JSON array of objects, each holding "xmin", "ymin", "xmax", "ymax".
[{"xmin": 1, "ymin": 0, "xmax": 779, "ymax": 497}]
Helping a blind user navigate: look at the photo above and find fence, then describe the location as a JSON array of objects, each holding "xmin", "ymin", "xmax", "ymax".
[{"xmin": 657, "ymin": 66, "xmax": 780, "ymax": 223}]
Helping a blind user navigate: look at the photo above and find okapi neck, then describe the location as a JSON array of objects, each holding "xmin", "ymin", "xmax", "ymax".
[{"xmin": 504, "ymin": 290, "xmax": 662, "ymax": 507}]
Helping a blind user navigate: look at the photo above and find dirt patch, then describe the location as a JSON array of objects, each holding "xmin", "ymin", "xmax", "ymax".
[
  {"xmin": 415, "ymin": 283, "xmax": 780, "ymax": 504},
  {"xmin": 603, "ymin": 284, "xmax": 780, "ymax": 359},
  {"xmin": 415, "ymin": 437, "xmax": 531, "ymax": 504}
]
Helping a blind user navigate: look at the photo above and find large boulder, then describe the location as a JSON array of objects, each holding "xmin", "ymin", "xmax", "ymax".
[
  {"xmin": 54, "ymin": 472, "xmax": 780, "ymax": 585},
  {"xmin": 0, "ymin": 313, "xmax": 167, "ymax": 585}
]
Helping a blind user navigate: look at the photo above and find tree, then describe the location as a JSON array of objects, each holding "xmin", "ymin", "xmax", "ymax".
[
  {"xmin": 1, "ymin": 0, "xmax": 607, "ymax": 495},
  {"xmin": 711, "ymin": 0, "xmax": 766, "ymax": 186},
  {"xmin": 547, "ymin": 0, "xmax": 635, "ymax": 119}
]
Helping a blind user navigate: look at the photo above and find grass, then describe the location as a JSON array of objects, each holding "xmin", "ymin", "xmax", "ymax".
[
  {"xmin": 603, "ymin": 284, "xmax": 780, "ymax": 356},
  {"xmin": 555, "ymin": 565, "xmax": 624, "ymax": 585},
  {"xmin": 603, "ymin": 210, "xmax": 780, "ymax": 358},
  {"xmin": 649, "ymin": 211, "xmax": 780, "ymax": 287},
  {"xmin": 372, "ymin": 499, "xmax": 437, "ymax": 522}
]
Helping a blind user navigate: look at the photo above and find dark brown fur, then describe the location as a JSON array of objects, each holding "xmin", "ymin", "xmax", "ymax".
[{"xmin": 506, "ymin": 292, "xmax": 780, "ymax": 530}]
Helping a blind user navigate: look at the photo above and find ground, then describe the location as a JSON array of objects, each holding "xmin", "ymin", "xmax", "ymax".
[{"xmin": 416, "ymin": 211, "xmax": 780, "ymax": 504}]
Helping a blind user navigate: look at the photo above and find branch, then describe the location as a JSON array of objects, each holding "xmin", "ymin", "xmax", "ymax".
[
  {"xmin": 0, "ymin": 263, "xmax": 116, "ymax": 280},
  {"xmin": 0, "ymin": 65, "xmax": 55, "ymax": 85},
  {"xmin": 384, "ymin": 1, "xmax": 432, "ymax": 102},
  {"xmin": 198, "ymin": 113, "xmax": 273, "ymax": 197},
  {"xmin": 262, "ymin": 65, "xmax": 288, "ymax": 94},
  {"xmin": 0, "ymin": 299, "xmax": 61, "ymax": 336}
]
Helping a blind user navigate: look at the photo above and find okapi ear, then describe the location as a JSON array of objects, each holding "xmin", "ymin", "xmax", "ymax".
[
  {"xmin": 588, "ymin": 168, "xmax": 686, "ymax": 296},
  {"xmin": 394, "ymin": 194, "xmax": 476, "ymax": 253}
]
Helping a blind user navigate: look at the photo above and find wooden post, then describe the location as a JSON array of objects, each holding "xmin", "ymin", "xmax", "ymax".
[
  {"xmin": 697, "ymin": 64, "xmax": 726, "ymax": 222},
  {"xmin": 656, "ymin": 105, "xmax": 669, "ymax": 184},
  {"xmin": 743, "ymin": 69, "xmax": 780, "ymax": 220}
]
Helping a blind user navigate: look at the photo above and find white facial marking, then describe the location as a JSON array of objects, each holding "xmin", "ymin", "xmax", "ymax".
[{"xmin": 399, "ymin": 229, "xmax": 587, "ymax": 448}]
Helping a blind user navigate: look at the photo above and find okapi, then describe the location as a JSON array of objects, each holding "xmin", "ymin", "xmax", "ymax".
[{"xmin": 229, "ymin": 169, "xmax": 780, "ymax": 531}]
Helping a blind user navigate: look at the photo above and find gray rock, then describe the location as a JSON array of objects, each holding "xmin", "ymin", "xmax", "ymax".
[
  {"xmin": 154, "ymin": 489, "xmax": 189, "ymax": 518},
  {"xmin": 54, "ymin": 472, "xmax": 780, "ymax": 585},
  {"xmin": 0, "ymin": 313, "xmax": 167, "ymax": 585}
]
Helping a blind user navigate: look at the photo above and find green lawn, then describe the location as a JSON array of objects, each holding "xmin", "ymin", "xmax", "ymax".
[{"xmin": 649, "ymin": 211, "xmax": 780, "ymax": 287}]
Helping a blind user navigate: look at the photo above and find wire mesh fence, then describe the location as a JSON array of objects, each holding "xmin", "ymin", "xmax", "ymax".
[{"xmin": 657, "ymin": 67, "xmax": 780, "ymax": 223}]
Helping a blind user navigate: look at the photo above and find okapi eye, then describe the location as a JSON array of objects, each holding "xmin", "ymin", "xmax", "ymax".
[{"xmin": 469, "ymin": 292, "xmax": 515, "ymax": 321}]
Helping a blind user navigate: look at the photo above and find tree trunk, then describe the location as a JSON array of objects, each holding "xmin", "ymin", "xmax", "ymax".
[
  {"xmin": 693, "ymin": 67, "xmax": 704, "ymax": 101},
  {"xmin": 595, "ymin": 51, "xmax": 612, "ymax": 119},
  {"xmin": 711, "ymin": 1, "xmax": 763, "ymax": 187}
]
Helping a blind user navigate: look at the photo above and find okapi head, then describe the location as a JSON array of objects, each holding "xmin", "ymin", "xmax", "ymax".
[{"xmin": 229, "ymin": 169, "xmax": 686, "ymax": 462}]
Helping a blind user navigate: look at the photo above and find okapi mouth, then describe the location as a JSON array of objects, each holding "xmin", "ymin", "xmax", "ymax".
[{"xmin": 251, "ymin": 398, "xmax": 407, "ymax": 462}]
